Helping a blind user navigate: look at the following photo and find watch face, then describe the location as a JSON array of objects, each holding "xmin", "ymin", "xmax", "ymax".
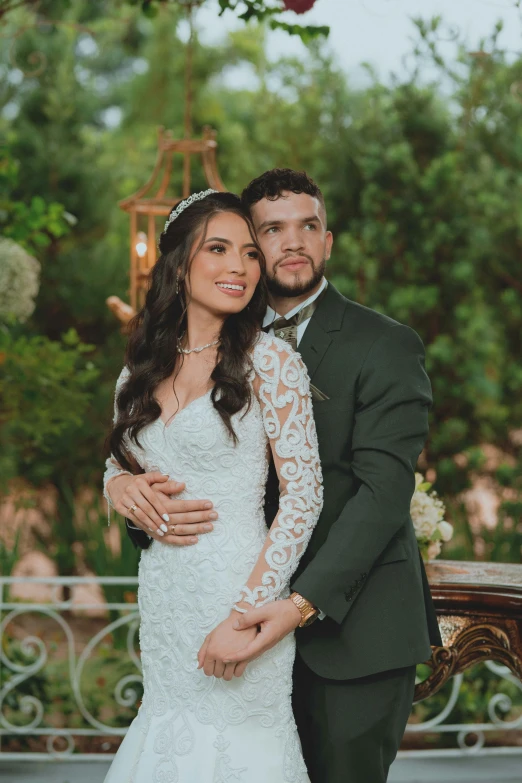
[{"xmin": 304, "ymin": 609, "xmax": 319, "ymax": 626}]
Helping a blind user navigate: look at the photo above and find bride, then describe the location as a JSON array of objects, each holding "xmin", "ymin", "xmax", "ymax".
[{"xmin": 102, "ymin": 190, "xmax": 323, "ymax": 782}]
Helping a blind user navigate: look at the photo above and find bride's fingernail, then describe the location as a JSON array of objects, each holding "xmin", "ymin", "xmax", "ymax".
[
  {"xmin": 160, "ymin": 523, "xmax": 168, "ymax": 532},
  {"xmin": 162, "ymin": 514, "xmax": 169, "ymax": 522},
  {"xmin": 158, "ymin": 529, "xmax": 164, "ymax": 536}
]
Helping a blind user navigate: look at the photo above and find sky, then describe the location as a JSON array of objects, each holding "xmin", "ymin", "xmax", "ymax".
[
  {"xmin": 195, "ymin": 0, "xmax": 522, "ymax": 84},
  {"xmin": 3, "ymin": 0, "xmax": 519, "ymax": 123}
]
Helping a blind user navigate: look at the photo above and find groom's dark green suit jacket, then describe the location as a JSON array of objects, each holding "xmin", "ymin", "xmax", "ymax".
[{"xmin": 126, "ymin": 282, "xmax": 443, "ymax": 681}]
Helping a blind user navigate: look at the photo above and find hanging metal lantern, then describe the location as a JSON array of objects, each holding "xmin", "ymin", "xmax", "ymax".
[
  {"xmin": 107, "ymin": 126, "xmax": 226, "ymax": 324},
  {"xmin": 107, "ymin": 0, "xmax": 225, "ymax": 325}
]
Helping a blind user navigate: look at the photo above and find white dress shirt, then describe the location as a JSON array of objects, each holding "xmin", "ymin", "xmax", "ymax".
[{"xmin": 262, "ymin": 276, "xmax": 328, "ymax": 346}]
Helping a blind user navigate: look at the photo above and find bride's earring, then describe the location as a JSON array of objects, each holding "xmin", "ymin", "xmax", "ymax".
[{"xmin": 174, "ymin": 275, "xmax": 179, "ymax": 296}]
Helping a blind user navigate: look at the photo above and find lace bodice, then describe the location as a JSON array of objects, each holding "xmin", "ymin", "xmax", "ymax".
[{"xmin": 103, "ymin": 332, "xmax": 323, "ymax": 613}]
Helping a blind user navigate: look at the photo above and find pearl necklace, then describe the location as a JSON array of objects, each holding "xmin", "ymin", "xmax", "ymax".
[{"xmin": 176, "ymin": 337, "xmax": 220, "ymax": 355}]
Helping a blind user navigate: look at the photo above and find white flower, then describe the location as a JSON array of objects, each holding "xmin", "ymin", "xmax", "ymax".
[
  {"xmin": 410, "ymin": 473, "xmax": 447, "ymax": 546},
  {"xmin": 0, "ymin": 238, "xmax": 40, "ymax": 323},
  {"xmin": 412, "ymin": 516, "xmax": 438, "ymax": 539},
  {"xmin": 411, "ymin": 494, "xmax": 443, "ymax": 536},
  {"xmin": 438, "ymin": 520, "xmax": 454, "ymax": 542}
]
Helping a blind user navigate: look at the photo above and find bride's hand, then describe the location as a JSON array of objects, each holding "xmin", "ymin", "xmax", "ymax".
[
  {"xmin": 197, "ymin": 612, "xmax": 258, "ymax": 681},
  {"xmin": 106, "ymin": 470, "xmax": 171, "ymax": 536}
]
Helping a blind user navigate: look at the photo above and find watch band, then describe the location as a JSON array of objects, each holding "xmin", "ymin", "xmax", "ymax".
[{"xmin": 290, "ymin": 592, "xmax": 319, "ymax": 627}]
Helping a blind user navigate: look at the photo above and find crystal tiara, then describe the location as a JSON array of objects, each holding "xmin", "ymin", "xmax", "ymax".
[{"xmin": 163, "ymin": 189, "xmax": 219, "ymax": 233}]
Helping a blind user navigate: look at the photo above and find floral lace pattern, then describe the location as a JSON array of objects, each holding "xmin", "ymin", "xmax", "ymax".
[
  {"xmin": 233, "ymin": 336, "xmax": 323, "ymax": 611},
  {"xmin": 102, "ymin": 333, "xmax": 319, "ymax": 783}
]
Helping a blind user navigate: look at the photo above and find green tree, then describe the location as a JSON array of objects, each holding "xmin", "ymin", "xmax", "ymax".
[
  {"xmin": 321, "ymin": 20, "xmax": 522, "ymax": 506},
  {"xmin": 1, "ymin": 6, "xmax": 520, "ymax": 567},
  {"xmin": 0, "ymin": 3, "xmax": 140, "ymax": 554}
]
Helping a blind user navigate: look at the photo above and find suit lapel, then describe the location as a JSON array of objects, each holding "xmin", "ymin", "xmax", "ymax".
[
  {"xmin": 298, "ymin": 325, "xmax": 332, "ymax": 380},
  {"xmin": 298, "ymin": 282, "xmax": 346, "ymax": 380}
]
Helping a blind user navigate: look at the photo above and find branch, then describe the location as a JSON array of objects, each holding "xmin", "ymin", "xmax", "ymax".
[
  {"xmin": 0, "ymin": 0, "xmax": 40, "ymax": 22},
  {"xmin": 141, "ymin": 0, "xmax": 329, "ymax": 39}
]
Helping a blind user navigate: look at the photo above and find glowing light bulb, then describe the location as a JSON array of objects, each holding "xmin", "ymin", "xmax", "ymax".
[{"xmin": 135, "ymin": 232, "xmax": 148, "ymax": 258}]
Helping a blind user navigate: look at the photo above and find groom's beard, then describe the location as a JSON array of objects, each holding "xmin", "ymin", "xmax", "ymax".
[{"xmin": 266, "ymin": 255, "xmax": 326, "ymax": 298}]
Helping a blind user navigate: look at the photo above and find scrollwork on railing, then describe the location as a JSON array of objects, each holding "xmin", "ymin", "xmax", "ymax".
[
  {"xmin": 1, "ymin": 575, "xmax": 521, "ymax": 761},
  {"xmin": 0, "ymin": 576, "xmax": 142, "ymax": 760},
  {"xmin": 486, "ymin": 660, "xmax": 522, "ymax": 729},
  {"xmin": 406, "ymin": 658, "xmax": 522, "ymax": 752}
]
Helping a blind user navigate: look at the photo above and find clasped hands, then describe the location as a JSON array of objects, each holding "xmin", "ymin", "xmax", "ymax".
[
  {"xmin": 106, "ymin": 470, "xmax": 302, "ymax": 678},
  {"xmin": 197, "ymin": 599, "xmax": 302, "ymax": 680}
]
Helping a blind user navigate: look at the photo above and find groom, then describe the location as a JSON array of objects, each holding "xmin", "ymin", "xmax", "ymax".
[{"xmin": 125, "ymin": 169, "xmax": 443, "ymax": 782}]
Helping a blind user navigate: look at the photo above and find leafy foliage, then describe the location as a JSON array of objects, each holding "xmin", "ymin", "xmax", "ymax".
[
  {"xmin": 326, "ymin": 20, "xmax": 522, "ymax": 502},
  {"xmin": 0, "ymin": 328, "xmax": 100, "ymax": 488},
  {"xmin": 0, "ymin": 146, "xmax": 73, "ymax": 252},
  {"xmin": 0, "ymin": 527, "xmax": 22, "ymax": 589},
  {"xmin": 0, "ymin": 4, "xmax": 520, "ymax": 568},
  {"xmin": 126, "ymin": 0, "xmax": 329, "ymax": 42}
]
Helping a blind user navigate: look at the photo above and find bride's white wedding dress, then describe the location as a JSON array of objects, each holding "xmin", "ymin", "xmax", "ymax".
[{"xmin": 102, "ymin": 332, "xmax": 323, "ymax": 783}]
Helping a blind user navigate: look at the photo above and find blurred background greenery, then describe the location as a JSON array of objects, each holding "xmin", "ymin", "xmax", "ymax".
[{"xmin": 0, "ymin": 0, "xmax": 521, "ymax": 572}]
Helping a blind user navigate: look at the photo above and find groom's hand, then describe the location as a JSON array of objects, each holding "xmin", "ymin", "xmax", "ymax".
[
  {"xmin": 139, "ymin": 480, "xmax": 217, "ymax": 545},
  {"xmin": 222, "ymin": 600, "xmax": 302, "ymax": 667}
]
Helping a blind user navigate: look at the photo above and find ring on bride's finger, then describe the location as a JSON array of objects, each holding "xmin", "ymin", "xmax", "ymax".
[
  {"xmin": 128, "ymin": 504, "xmax": 138, "ymax": 515},
  {"xmin": 169, "ymin": 524, "xmax": 177, "ymax": 534}
]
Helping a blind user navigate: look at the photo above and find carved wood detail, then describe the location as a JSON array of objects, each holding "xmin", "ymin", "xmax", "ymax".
[{"xmin": 414, "ymin": 560, "xmax": 522, "ymax": 703}]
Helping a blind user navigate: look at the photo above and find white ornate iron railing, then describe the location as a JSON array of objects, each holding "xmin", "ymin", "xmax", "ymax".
[{"xmin": 1, "ymin": 575, "xmax": 521, "ymax": 761}]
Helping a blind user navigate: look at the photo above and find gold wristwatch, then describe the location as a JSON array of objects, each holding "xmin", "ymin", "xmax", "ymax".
[{"xmin": 289, "ymin": 592, "xmax": 319, "ymax": 627}]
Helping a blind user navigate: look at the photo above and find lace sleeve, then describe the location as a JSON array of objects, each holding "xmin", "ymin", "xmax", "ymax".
[
  {"xmin": 233, "ymin": 335, "xmax": 324, "ymax": 612},
  {"xmin": 103, "ymin": 366, "xmax": 132, "ymax": 526}
]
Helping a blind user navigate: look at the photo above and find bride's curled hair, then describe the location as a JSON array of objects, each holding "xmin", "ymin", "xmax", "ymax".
[{"xmin": 108, "ymin": 192, "xmax": 267, "ymax": 473}]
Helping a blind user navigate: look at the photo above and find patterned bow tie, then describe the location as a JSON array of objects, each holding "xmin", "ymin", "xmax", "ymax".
[{"xmin": 264, "ymin": 287, "xmax": 327, "ymax": 350}]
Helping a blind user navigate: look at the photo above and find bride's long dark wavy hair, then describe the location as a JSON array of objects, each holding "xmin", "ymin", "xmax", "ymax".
[{"xmin": 108, "ymin": 192, "xmax": 267, "ymax": 473}]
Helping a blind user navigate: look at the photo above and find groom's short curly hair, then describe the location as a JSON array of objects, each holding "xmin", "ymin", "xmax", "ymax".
[{"xmin": 241, "ymin": 168, "xmax": 327, "ymax": 224}]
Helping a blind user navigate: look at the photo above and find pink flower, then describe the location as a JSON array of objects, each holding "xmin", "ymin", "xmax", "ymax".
[{"xmin": 283, "ymin": 0, "xmax": 317, "ymax": 14}]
